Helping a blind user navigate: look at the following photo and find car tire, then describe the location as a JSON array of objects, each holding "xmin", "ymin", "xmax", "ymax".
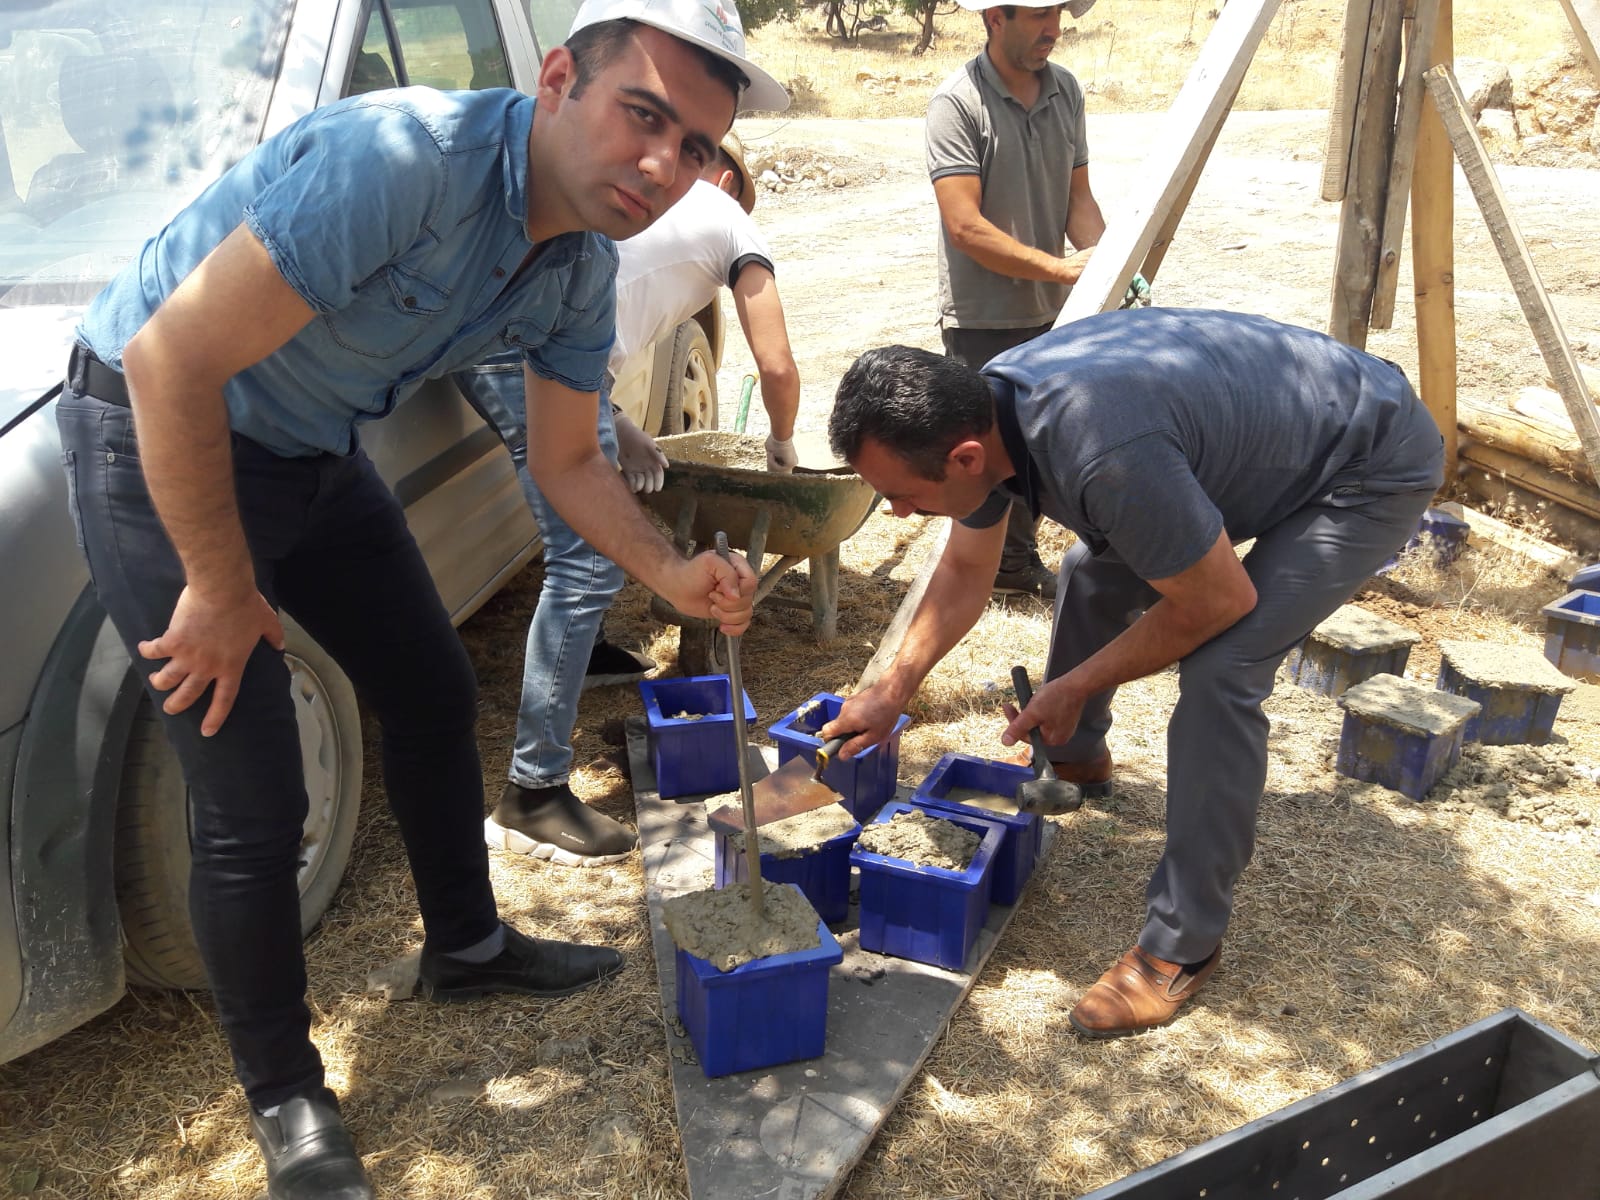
[
  {"xmin": 657, "ymin": 320, "xmax": 718, "ymax": 437},
  {"xmin": 114, "ymin": 624, "xmax": 364, "ymax": 990}
]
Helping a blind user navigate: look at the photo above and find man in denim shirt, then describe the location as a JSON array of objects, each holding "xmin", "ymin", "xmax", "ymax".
[{"xmin": 55, "ymin": 0, "xmax": 786, "ymax": 1193}]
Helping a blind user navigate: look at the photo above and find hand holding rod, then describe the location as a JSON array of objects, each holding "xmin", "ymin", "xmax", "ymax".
[{"xmin": 715, "ymin": 531, "xmax": 764, "ymax": 920}]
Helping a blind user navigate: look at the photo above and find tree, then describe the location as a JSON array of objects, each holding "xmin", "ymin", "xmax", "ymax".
[
  {"xmin": 738, "ymin": 0, "xmax": 806, "ymax": 31},
  {"xmin": 899, "ymin": 0, "xmax": 961, "ymax": 55}
]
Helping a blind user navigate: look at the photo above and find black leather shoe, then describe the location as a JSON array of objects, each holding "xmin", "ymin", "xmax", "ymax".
[
  {"xmin": 249, "ymin": 1088, "xmax": 374, "ymax": 1200},
  {"xmin": 418, "ymin": 923, "xmax": 624, "ymax": 1002}
]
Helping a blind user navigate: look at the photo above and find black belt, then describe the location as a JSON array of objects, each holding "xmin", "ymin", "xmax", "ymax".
[{"xmin": 68, "ymin": 342, "xmax": 131, "ymax": 407}]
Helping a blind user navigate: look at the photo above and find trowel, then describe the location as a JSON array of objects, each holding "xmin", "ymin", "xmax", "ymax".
[
  {"xmin": 705, "ymin": 731, "xmax": 853, "ymax": 839},
  {"xmin": 1010, "ymin": 665, "xmax": 1084, "ymax": 816}
]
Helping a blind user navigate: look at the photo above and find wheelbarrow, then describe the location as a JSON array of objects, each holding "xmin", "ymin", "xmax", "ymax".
[{"xmin": 642, "ymin": 430, "xmax": 879, "ymax": 675}]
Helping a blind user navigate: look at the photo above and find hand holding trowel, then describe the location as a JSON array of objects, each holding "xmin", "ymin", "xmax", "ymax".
[{"xmin": 705, "ymin": 726, "xmax": 856, "ymax": 839}]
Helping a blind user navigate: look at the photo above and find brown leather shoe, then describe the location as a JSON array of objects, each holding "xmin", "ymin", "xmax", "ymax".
[
  {"xmin": 1069, "ymin": 945, "xmax": 1220, "ymax": 1039},
  {"xmin": 1050, "ymin": 751, "xmax": 1114, "ymax": 799}
]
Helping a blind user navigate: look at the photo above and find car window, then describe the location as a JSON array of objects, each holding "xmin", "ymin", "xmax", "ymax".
[
  {"xmin": 0, "ymin": 0, "xmax": 290, "ymax": 308},
  {"xmin": 350, "ymin": 0, "xmax": 512, "ymax": 95},
  {"xmin": 519, "ymin": 0, "xmax": 582, "ymax": 59}
]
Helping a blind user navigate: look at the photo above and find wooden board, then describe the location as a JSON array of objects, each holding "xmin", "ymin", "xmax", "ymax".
[
  {"xmin": 1327, "ymin": 0, "xmax": 1404, "ymax": 348},
  {"xmin": 1054, "ymin": 0, "xmax": 1283, "ymax": 325},
  {"xmin": 1555, "ymin": 0, "xmax": 1600, "ymax": 87},
  {"xmin": 630, "ymin": 719, "xmax": 1056, "ymax": 1200},
  {"xmin": 1411, "ymin": 0, "xmax": 1457, "ymax": 476},
  {"xmin": 1321, "ymin": 0, "xmax": 1377, "ymax": 201},
  {"xmin": 1424, "ymin": 63, "xmax": 1600, "ymax": 485},
  {"xmin": 1369, "ymin": 0, "xmax": 1443, "ymax": 329}
]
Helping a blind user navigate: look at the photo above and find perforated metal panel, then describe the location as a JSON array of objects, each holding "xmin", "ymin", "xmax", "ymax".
[{"xmin": 1083, "ymin": 1009, "xmax": 1600, "ymax": 1200}]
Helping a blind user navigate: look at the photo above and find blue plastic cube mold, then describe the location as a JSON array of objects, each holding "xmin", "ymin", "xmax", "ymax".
[
  {"xmin": 1436, "ymin": 661, "xmax": 1569, "ymax": 746},
  {"xmin": 674, "ymin": 889, "xmax": 843, "ymax": 1079},
  {"xmin": 713, "ymin": 815, "xmax": 861, "ymax": 924},
  {"xmin": 910, "ymin": 754, "xmax": 1042, "ymax": 906},
  {"xmin": 851, "ymin": 799, "xmax": 1004, "ymax": 971},
  {"xmin": 1335, "ymin": 676, "xmax": 1479, "ymax": 801},
  {"xmin": 639, "ymin": 674, "xmax": 756, "ymax": 799},
  {"xmin": 1543, "ymin": 589, "xmax": 1600, "ymax": 683},
  {"xmin": 768, "ymin": 692, "xmax": 910, "ymax": 821}
]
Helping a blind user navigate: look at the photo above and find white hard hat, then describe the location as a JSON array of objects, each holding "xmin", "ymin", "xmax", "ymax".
[{"xmin": 569, "ymin": 0, "xmax": 790, "ymax": 113}]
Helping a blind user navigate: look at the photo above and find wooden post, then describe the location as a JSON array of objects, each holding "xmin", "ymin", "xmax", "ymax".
[
  {"xmin": 1370, "ymin": 0, "xmax": 1441, "ymax": 328},
  {"xmin": 1424, "ymin": 63, "xmax": 1600, "ymax": 485},
  {"xmin": 1555, "ymin": 0, "xmax": 1600, "ymax": 86},
  {"xmin": 854, "ymin": 521, "xmax": 948, "ymax": 692},
  {"xmin": 1054, "ymin": 0, "xmax": 1283, "ymax": 324},
  {"xmin": 1140, "ymin": 79, "xmax": 1242, "ymax": 286},
  {"xmin": 1328, "ymin": 0, "xmax": 1405, "ymax": 348},
  {"xmin": 1411, "ymin": 0, "xmax": 1456, "ymax": 479},
  {"xmin": 1321, "ymin": 0, "xmax": 1377, "ymax": 201}
]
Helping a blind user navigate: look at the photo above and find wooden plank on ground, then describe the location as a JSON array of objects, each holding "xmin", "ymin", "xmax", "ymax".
[
  {"xmin": 1555, "ymin": 0, "xmax": 1600, "ymax": 86},
  {"xmin": 1412, "ymin": 0, "xmax": 1456, "ymax": 476},
  {"xmin": 630, "ymin": 721, "xmax": 1057, "ymax": 1200},
  {"xmin": 1370, "ymin": 0, "xmax": 1443, "ymax": 328},
  {"xmin": 854, "ymin": 520, "xmax": 948, "ymax": 693},
  {"xmin": 1328, "ymin": 0, "xmax": 1405, "ymax": 348},
  {"xmin": 1424, "ymin": 63, "xmax": 1600, "ymax": 485},
  {"xmin": 1434, "ymin": 500, "xmax": 1585, "ymax": 576},
  {"xmin": 1054, "ymin": 0, "xmax": 1283, "ymax": 325},
  {"xmin": 1458, "ymin": 394, "xmax": 1591, "ymax": 482},
  {"xmin": 1321, "ymin": 0, "xmax": 1378, "ymax": 200}
]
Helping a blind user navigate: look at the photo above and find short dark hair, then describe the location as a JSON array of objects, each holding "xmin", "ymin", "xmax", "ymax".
[
  {"xmin": 566, "ymin": 18, "xmax": 747, "ymax": 108},
  {"xmin": 829, "ymin": 346, "xmax": 995, "ymax": 480}
]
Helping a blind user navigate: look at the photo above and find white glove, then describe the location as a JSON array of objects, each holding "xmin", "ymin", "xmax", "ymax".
[
  {"xmin": 614, "ymin": 411, "xmax": 668, "ymax": 493},
  {"xmin": 765, "ymin": 434, "xmax": 798, "ymax": 474}
]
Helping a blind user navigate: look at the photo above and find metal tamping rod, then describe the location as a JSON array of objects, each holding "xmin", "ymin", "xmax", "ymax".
[{"xmin": 714, "ymin": 531, "xmax": 764, "ymax": 921}]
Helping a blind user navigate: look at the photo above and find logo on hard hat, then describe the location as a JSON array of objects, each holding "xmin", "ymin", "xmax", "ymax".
[{"xmin": 704, "ymin": 0, "xmax": 739, "ymax": 40}]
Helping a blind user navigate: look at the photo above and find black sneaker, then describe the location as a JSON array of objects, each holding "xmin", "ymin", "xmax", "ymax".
[
  {"xmin": 249, "ymin": 1088, "xmax": 374, "ymax": 1200},
  {"xmin": 582, "ymin": 638, "xmax": 656, "ymax": 691},
  {"xmin": 485, "ymin": 781, "xmax": 638, "ymax": 867},
  {"xmin": 993, "ymin": 554, "xmax": 1059, "ymax": 600},
  {"xmin": 418, "ymin": 923, "xmax": 624, "ymax": 1002}
]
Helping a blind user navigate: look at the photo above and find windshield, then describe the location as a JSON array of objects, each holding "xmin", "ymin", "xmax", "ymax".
[{"xmin": 0, "ymin": 0, "xmax": 291, "ymax": 309}]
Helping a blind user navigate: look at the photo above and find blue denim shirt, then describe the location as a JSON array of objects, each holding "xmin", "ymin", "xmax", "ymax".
[{"xmin": 77, "ymin": 87, "xmax": 616, "ymax": 458}]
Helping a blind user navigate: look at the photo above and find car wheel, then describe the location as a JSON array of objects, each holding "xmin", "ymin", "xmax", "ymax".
[
  {"xmin": 114, "ymin": 624, "xmax": 364, "ymax": 989},
  {"xmin": 657, "ymin": 320, "xmax": 718, "ymax": 436},
  {"xmin": 677, "ymin": 622, "xmax": 728, "ymax": 677}
]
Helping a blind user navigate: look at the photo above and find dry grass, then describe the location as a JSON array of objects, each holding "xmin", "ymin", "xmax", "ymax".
[
  {"xmin": 6, "ymin": 497, "xmax": 1599, "ymax": 1199},
  {"xmin": 745, "ymin": 0, "xmax": 1583, "ymax": 120}
]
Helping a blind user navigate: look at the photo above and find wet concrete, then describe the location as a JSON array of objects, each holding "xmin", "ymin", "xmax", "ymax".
[
  {"xmin": 942, "ymin": 785, "xmax": 1023, "ymax": 816},
  {"xmin": 1339, "ymin": 673, "xmax": 1481, "ymax": 736},
  {"xmin": 1311, "ymin": 604, "xmax": 1423, "ymax": 653},
  {"xmin": 662, "ymin": 882, "xmax": 822, "ymax": 973},
  {"xmin": 1439, "ymin": 639, "xmax": 1576, "ymax": 694},
  {"xmin": 705, "ymin": 798, "xmax": 859, "ymax": 858},
  {"xmin": 857, "ymin": 809, "xmax": 979, "ymax": 871}
]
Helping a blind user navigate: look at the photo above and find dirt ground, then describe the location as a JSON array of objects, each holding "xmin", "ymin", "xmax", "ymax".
[{"xmin": 5, "ymin": 114, "xmax": 1600, "ymax": 1199}]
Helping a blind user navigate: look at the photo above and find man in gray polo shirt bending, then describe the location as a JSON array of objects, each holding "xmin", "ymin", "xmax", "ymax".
[
  {"xmin": 926, "ymin": 0, "xmax": 1106, "ymax": 601},
  {"xmin": 823, "ymin": 309, "xmax": 1444, "ymax": 1038}
]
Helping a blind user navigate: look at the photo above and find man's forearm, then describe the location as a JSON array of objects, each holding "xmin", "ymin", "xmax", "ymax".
[
  {"xmin": 535, "ymin": 450, "xmax": 685, "ymax": 586},
  {"xmin": 756, "ymin": 365, "xmax": 799, "ymax": 441},
  {"xmin": 123, "ymin": 353, "xmax": 255, "ymax": 601},
  {"xmin": 951, "ymin": 218, "xmax": 1079, "ymax": 284}
]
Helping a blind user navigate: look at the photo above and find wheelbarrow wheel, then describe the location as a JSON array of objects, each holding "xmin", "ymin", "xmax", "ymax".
[
  {"xmin": 678, "ymin": 622, "xmax": 726, "ymax": 676},
  {"xmin": 657, "ymin": 320, "xmax": 718, "ymax": 437}
]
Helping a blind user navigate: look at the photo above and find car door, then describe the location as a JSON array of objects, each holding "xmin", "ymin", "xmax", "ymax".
[{"xmin": 339, "ymin": 0, "xmax": 543, "ymax": 624}]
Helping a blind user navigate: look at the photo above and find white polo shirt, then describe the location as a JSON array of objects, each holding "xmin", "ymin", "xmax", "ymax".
[{"xmin": 608, "ymin": 179, "xmax": 774, "ymax": 375}]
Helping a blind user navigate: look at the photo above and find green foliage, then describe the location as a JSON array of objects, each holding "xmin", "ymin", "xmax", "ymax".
[{"xmin": 736, "ymin": 0, "xmax": 806, "ymax": 32}]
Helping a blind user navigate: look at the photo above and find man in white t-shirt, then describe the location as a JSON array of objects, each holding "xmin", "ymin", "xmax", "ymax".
[{"xmin": 486, "ymin": 131, "xmax": 801, "ymax": 865}]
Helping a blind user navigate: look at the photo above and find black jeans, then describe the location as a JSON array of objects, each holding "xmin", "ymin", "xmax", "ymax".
[
  {"xmin": 941, "ymin": 323, "xmax": 1053, "ymax": 574},
  {"xmin": 56, "ymin": 386, "xmax": 500, "ymax": 1109}
]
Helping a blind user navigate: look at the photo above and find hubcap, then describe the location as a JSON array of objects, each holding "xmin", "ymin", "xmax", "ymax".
[{"xmin": 288, "ymin": 653, "xmax": 344, "ymax": 894}]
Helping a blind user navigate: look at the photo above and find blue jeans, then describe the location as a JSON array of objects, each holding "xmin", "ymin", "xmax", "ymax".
[
  {"xmin": 452, "ymin": 359, "xmax": 623, "ymax": 788},
  {"xmin": 56, "ymin": 381, "xmax": 500, "ymax": 1110}
]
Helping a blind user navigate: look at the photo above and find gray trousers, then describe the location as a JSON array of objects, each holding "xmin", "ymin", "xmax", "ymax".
[{"xmin": 1043, "ymin": 487, "xmax": 1435, "ymax": 964}]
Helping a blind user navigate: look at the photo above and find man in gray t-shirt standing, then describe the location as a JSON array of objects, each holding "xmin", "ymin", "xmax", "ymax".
[
  {"xmin": 823, "ymin": 309, "xmax": 1445, "ymax": 1040},
  {"xmin": 925, "ymin": 0, "xmax": 1106, "ymax": 600}
]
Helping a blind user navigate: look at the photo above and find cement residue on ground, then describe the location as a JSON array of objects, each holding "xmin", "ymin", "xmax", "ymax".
[
  {"xmin": 1439, "ymin": 639, "xmax": 1576, "ymax": 694},
  {"xmin": 662, "ymin": 882, "xmax": 821, "ymax": 972},
  {"xmin": 1311, "ymin": 604, "xmax": 1422, "ymax": 652},
  {"xmin": 857, "ymin": 808, "xmax": 980, "ymax": 871},
  {"xmin": 1339, "ymin": 673, "xmax": 1481, "ymax": 736},
  {"xmin": 706, "ymin": 796, "xmax": 858, "ymax": 857},
  {"xmin": 1430, "ymin": 743, "xmax": 1600, "ymax": 834},
  {"xmin": 942, "ymin": 785, "xmax": 1023, "ymax": 816}
]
